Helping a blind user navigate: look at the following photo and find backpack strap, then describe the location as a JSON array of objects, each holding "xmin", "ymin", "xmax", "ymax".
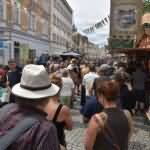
[
  {"xmin": 53, "ymin": 104, "xmax": 63, "ymax": 122},
  {"xmin": 0, "ymin": 117, "xmax": 38, "ymax": 150},
  {"xmin": 0, "ymin": 103, "xmax": 17, "ymax": 122},
  {"xmin": 94, "ymin": 112, "xmax": 121, "ymax": 150}
]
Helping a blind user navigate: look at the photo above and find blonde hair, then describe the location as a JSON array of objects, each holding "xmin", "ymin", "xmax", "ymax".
[
  {"xmin": 70, "ymin": 58, "xmax": 77, "ymax": 64},
  {"xmin": 50, "ymin": 73, "xmax": 62, "ymax": 88}
]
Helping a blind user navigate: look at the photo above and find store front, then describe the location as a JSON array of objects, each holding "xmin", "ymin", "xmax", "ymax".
[{"xmin": 11, "ymin": 32, "xmax": 49, "ymax": 66}]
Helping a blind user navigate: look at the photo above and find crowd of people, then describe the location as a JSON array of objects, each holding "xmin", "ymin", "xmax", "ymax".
[{"xmin": 0, "ymin": 56, "xmax": 149, "ymax": 150}]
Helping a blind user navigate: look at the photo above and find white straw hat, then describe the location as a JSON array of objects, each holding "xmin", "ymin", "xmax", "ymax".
[{"xmin": 12, "ymin": 64, "xmax": 60, "ymax": 100}]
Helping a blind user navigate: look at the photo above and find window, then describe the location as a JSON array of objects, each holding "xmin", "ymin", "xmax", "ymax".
[
  {"xmin": 43, "ymin": 20, "xmax": 48, "ymax": 35},
  {"xmin": 53, "ymin": 33, "xmax": 56, "ymax": 42},
  {"xmin": 12, "ymin": 1, "xmax": 21, "ymax": 25},
  {"xmin": 0, "ymin": 0, "xmax": 3, "ymax": 19},
  {"xmin": 28, "ymin": 11, "xmax": 32, "ymax": 30},
  {"xmin": 31, "ymin": 13, "xmax": 36, "ymax": 31},
  {"xmin": 43, "ymin": 0, "xmax": 49, "ymax": 13}
]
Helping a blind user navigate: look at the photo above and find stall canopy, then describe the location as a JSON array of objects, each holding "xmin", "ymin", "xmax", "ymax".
[
  {"xmin": 60, "ymin": 51, "xmax": 80, "ymax": 57},
  {"xmin": 112, "ymin": 48, "xmax": 150, "ymax": 55}
]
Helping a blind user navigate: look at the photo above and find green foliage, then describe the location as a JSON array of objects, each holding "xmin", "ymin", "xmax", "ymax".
[{"xmin": 144, "ymin": 0, "xmax": 150, "ymax": 12}]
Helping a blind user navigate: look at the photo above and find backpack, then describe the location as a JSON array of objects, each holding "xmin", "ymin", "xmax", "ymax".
[{"xmin": 0, "ymin": 104, "xmax": 38, "ymax": 150}]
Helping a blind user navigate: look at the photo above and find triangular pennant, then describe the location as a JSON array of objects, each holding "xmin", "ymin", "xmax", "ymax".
[{"xmin": 104, "ymin": 17, "xmax": 108, "ymax": 23}]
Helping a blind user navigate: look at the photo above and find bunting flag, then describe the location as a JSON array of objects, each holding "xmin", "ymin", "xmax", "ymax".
[{"xmin": 83, "ymin": 15, "xmax": 110, "ymax": 34}]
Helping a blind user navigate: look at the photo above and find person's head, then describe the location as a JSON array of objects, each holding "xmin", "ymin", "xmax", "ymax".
[
  {"xmin": 96, "ymin": 78, "xmax": 120, "ymax": 107},
  {"xmin": 89, "ymin": 64, "xmax": 96, "ymax": 72},
  {"xmin": 97, "ymin": 67, "xmax": 105, "ymax": 76},
  {"xmin": 8, "ymin": 59, "xmax": 17, "ymax": 70},
  {"xmin": 99, "ymin": 64, "xmax": 114, "ymax": 76},
  {"xmin": 3, "ymin": 65, "xmax": 9, "ymax": 73},
  {"xmin": 50, "ymin": 73, "xmax": 62, "ymax": 89},
  {"xmin": 114, "ymin": 71, "xmax": 129, "ymax": 85},
  {"xmin": 70, "ymin": 58, "xmax": 77, "ymax": 64},
  {"xmin": 59, "ymin": 62, "xmax": 64, "ymax": 69},
  {"xmin": 62, "ymin": 70, "xmax": 69, "ymax": 78},
  {"xmin": 12, "ymin": 65, "xmax": 60, "ymax": 111}
]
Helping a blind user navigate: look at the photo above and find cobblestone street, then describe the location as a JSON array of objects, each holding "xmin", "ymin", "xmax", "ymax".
[{"xmin": 65, "ymin": 100, "xmax": 150, "ymax": 150}]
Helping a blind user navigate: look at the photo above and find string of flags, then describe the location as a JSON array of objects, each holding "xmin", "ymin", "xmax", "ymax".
[{"xmin": 83, "ymin": 15, "xmax": 110, "ymax": 34}]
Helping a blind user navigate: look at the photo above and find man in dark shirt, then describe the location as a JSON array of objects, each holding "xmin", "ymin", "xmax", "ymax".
[
  {"xmin": 7, "ymin": 60, "xmax": 21, "ymax": 88},
  {"xmin": 7, "ymin": 60, "xmax": 21, "ymax": 102}
]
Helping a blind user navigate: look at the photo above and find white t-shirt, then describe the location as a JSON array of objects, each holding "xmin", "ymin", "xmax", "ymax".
[
  {"xmin": 82, "ymin": 72, "xmax": 99, "ymax": 96},
  {"xmin": 61, "ymin": 77, "xmax": 74, "ymax": 96}
]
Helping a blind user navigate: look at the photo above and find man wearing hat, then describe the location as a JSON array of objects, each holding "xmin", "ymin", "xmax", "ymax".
[{"xmin": 0, "ymin": 65, "xmax": 60, "ymax": 150}]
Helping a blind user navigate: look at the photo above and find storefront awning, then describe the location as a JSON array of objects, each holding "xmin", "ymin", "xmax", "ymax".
[{"xmin": 112, "ymin": 48, "xmax": 150, "ymax": 54}]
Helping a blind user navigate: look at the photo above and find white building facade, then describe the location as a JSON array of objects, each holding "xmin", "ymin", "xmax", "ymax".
[
  {"xmin": 49, "ymin": 0, "xmax": 73, "ymax": 55},
  {"xmin": 0, "ymin": 0, "xmax": 50, "ymax": 65}
]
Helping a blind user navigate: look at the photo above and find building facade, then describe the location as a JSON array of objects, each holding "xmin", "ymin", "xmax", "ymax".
[
  {"xmin": 72, "ymin": 32, "xmax": 88, "ymax": 55},
  {"xmin": 49, "ymin": 0, "xmax": 73, "ymax": 55},
  {"xmin": 0, "ymin": 0, "xmax": 50, "ymax": 65},
  {"xmin": 137, "ymin": 0, "xmax": 150, "ymax": 48},
  {"xmin": 72, "ymin": 31, "xmax": 105, "ymax": 58},
  {"xmin": 87, "ymin": 42, "xmax": 105, "ymax": 58},
  {"xmin": 0, "ymin": 0, "xmax": 73, "ymax": 65},
  {"xmin": 109, "ymin": 0, "xmax": 143, "ymax": 50}
]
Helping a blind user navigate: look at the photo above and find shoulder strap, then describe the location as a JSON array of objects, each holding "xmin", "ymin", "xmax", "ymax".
[
  {"xmin": 94, "ymin": 112, "xmax": 120, "ymax": 150},
  {"xmin": 0, "ymin": 117, "xmax": 38, "ymax": 150},
  {"xmin": 53, "ymin": 104, "xmax": 63, "ymax": 122},
  {"xmin": 104, "ymin": 124, "xmax": 120, "ymax": 150},
  {"xmin": 0, "ymin": 104, "xmax": 17, "ymax": 122}
]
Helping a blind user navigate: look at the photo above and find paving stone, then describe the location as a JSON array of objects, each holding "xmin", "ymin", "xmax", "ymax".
[{"xmin": 65, "ymin": 101, "xmax": 150, "ymax": 150}]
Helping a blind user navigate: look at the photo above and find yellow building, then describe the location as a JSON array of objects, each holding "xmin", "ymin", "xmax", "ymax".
[{"xmin": 109, "ymin": 0, "xmax": 143, "ymax": 49}]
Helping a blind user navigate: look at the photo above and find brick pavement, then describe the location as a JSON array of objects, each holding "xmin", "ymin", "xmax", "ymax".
[{"xmin": 65, "ymin": 102, "xmax": 150, "ymax": 150}]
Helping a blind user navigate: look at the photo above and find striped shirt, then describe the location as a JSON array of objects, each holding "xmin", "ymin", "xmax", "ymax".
[{"xmin": 0, "ymin": 104, "xmax": 60, "ymax": 150}]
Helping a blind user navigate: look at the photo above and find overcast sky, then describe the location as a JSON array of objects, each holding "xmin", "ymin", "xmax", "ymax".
[{"xmin": 66, "ymin": 0, "xmax": 110, "ymax": 47}]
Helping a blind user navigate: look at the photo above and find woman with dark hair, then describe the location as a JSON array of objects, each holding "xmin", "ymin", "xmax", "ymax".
[{"xmin": 85, "ymin": 79, "xmax": 133, "ymax": 150}]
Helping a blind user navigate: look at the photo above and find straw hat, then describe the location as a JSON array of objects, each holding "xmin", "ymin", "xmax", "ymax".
[{"xmin": 12, "ymin": 64, "xmax": 59, "ymax": 99}]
